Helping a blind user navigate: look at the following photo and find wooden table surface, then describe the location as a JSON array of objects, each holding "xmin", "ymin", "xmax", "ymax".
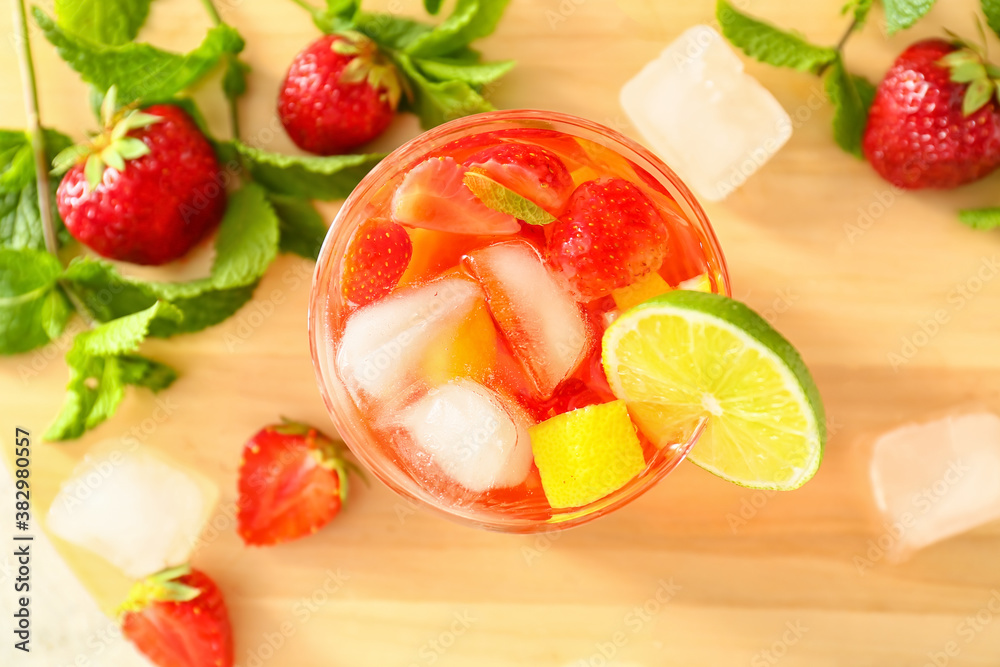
[{"xmin": 4, "ymin": 0, "xmax": 1000, "ymax": 664}]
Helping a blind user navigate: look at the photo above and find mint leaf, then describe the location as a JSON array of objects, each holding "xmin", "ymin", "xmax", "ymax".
[
  {"xmin": 354, "ymin": 13, "xmax": 432, "ymax": 50},
  {"xmin": 40, "ymin": 287, "xmax": 72, "ymax": 341},
  {"xmin": 414, "ymin": 57, "xmax": 514, "ymax": 85},
  {"xmin": 0, "ymin": 248, "xmax": 67, "ymax": 355},
  {"xmin": 424, "ymin": 0, "xmax": 444, "ymax": 14},
  {"xmin": 34, "ymin": 9, "xmax": 245, "ymax": 105},
  {"xmin": 883, "ymin": 0, "xmax": 937, "ymax": 35},
  {"xmin": 311, "ymin": 0, "xmax": 360, "ymax": 33},
  {"xmin": 843, "ymin": 0, "xmax": 875, "ymax": 27},
  {"xmin": 405, "ymin": 0, "xmax": 510, "ymax": 59},
  {"xmin": 824, "ymin": 56, "xmax": 875, "ymax": 158},
  {"xmin": 0, "ymin": 129, "xmax": 73, "ymax": 251},
  {"xmin": 233, "ymin": 141, "xmax": 385, "ymax": 201},
  {"xmin": 463, "ymin": 171, "xmax": 555, "ymax": 225},
  {"xmin": 395, "ymin": 53, "xmax": 494, "ymax": 129},
  {"xmin": 984, "ymin": 0, "xmax": 1000, "ymax": 40},
  {"xmin": 201, "ymin": 182, "xmax": 279, "ymax": 289},
  {"xmin": 223, "ymin": 57, "xmax": 250, "ymax": 100},
  {"xmin": 268, "ymin": 194, "xmax": 328, "ymax": 260},
  {"xmin": 45, "ymin": 301, "xmax": 180, "ymax": 441},
  {"xmin": 959, "ymin": 207, "xmax": 1000, "ymax": 230},
  {"xmin": 54, "ymin": 0, "xmax": 152, "ymax": 45},
  {"xmin": 717, "ymin": 0, "xmax": 837, "ymax": 74}
]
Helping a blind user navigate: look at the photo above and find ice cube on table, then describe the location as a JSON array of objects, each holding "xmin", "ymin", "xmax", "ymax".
[
  {"xmin": 464, "ymin": 240, "xmax": 590, "ymax": 398},
  {"xmin": 397, "ymin": 380, "xmax": 534, "ymax": 492},
  {"xmin": 620, "ymin": 25, "xmax": 792, "ymax": 201},
  {"xmin": 337, "ymin": 276, "xmax": 484, "ymax": 402},
  {"xmin": 47, "ymin": 445, "xmax": 218, "ymax": 580},
  {"xmin": 869, "ymin": 412, "xmax": 1000, "ymax": 561}
]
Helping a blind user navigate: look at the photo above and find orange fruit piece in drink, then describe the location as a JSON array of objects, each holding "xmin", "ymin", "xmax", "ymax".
[{"xmin": 423, "ymin": 299, "xmax": 498, "ymax": 385}]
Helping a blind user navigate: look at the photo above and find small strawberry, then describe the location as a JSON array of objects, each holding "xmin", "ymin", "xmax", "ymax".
[
  {"xmin": 119, "ymin": 565, "xmax": 233, "ymax": 667},
  {"xmin": 463, "ymin": 142, "xmax": 575, "ymax": 214},
  {"xmin": 547, "ymin": 177, "xmax": 669, "ymax": 300},
  {"xmin": 278, "ymin": 31, "xmax": 404, "ymax": 155},
  {"xmin": 342, "ymin": 218, "xmax": 413, "ymax": 306},
  {"xmin": 863, "ymin": 38, "xmax": 1000, "ymax": 189},
  {"xmin": 237, "ymin": 420, "xmax": 362, "ymax": 546}
]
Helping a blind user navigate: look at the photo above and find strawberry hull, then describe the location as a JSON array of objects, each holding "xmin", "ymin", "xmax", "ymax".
[{"xmin": 310, "ymin": 110, "xmax": 730, "ymax": 532}]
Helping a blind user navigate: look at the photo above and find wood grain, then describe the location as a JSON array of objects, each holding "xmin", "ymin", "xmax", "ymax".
[{"xmin": 3, "ymin": 0, "xmax": 1000, "ymax": 664}]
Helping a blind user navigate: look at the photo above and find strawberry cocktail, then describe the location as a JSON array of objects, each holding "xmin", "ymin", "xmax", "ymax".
[{"xmin": 310, "ymin": 110, "xmax": 729, "ymax": 531}]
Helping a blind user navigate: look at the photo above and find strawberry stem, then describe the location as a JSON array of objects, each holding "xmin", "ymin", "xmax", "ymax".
[{"xmin": 12, "ymin": 0, "xmax": 98, "ymax": 328}]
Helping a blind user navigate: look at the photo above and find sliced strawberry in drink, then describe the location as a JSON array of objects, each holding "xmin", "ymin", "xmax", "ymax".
[
  {"xmin": 464, "ymin": 240, "xmax": 591, "ymax": 399},
  {"xmin": 464, "ymin": 143, "xmax": 575, "ymax": 214},
  {"xmin": 391, "ymin": 156, "xmax": 520, "ymax": 235},
  {"xmin": 342, "ymin": 218, "xmax": 412, "ymax": 306}
]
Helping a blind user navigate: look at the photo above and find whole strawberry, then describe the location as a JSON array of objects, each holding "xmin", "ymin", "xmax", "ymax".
[
  {"xmin": 237, "ymin": 420, "xmax": 361, "ymax": 546},
  {"xmin": 53, "ymin": 89, "xmax": 226, "ymax": 265},
  {"xmin": 119, "ymin": 565, "xmax": 233, "ymax": 667},
  {"xmin": 547, "ymin": 177, "xmax": 669, "ymax": 300},
  {"xmin": 278, "ymin": 31, "xmax": 403, "ymax": 155},
  {"xmin": 863, "ymin": 38, "xmax": 1000, "ymax": 189}
]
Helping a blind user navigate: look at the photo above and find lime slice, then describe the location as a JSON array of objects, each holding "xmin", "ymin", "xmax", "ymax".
[
  {"xmin": 528, "ymin": 400, "xmax": 646, "ymax": 508},
  {"xmin": 601, "ymin": 290, "xmax": 824, "ymax": 490}
]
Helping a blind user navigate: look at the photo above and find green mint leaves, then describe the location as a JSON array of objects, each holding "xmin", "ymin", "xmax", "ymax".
[
  {"xmin": 44, "ymin": 301, "xmax": 180, "ymax": 441},
  {"xmin": 883, "ymin": 0, "xmax": 938, "ymax": 35},
  {"xmin": 0, "ymin": 248, "xmax": 71, "ymax": 355},
  {"xmin": 463, "ymin": 170, "xmax": 555, "ymax": 226},
  {"xmin": 232, "ymin": 141, "xmax": 385, "ymax": 201},
  {"xmin": 717, "ymin": 1, "xmax": 837, "ymax": 74},
  {"xmin": 824, "ymin": 57, "xmax": 877, "ymax": 157},
  {"xmin": 0, "ymin": 129, "xmax": 72, "ymax": 251},
  {"xmin": 717, "ymin": 0, "xmax": 874, "ymax": 159},
  {"xmin": 985, "ymin": 0, "xmax": 1000, "ymax": 39},
  {"xmin": 54, "ymin": 0, "xmax": 153, "ymax": 45},
  {"xmin": 959, "ymin": 207, "xmax": 1000, "ymax": 230},
  {"xmin": 306, "ymin": 0, "xmax": 513, "ymax": 129},
  {"xmin": 34, "ymin": 8, "xmax": 245, "ymax": 106}
]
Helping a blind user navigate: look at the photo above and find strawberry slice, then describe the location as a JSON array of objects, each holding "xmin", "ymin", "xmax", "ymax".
[
  {"xmin": 464, "ymin": 142, "xmax": 575, "ymax": 214},
  {"xmin": 547, "ymin": 177, "xmax": 670, "ymax": 300},
  {"xmin": 237, "ymin": 421, "xmax": 361, "ymax": 547},
  {"xmin": 120, "ymin": 565, "xmax": 233, "ymax": 667},
  {"xmin": 391, "ymin": 156, "xmax": 520, "ymax": 235},
  {"xmin": 342, "ymin": 218, "xmax": 412, "ymax": 306}
]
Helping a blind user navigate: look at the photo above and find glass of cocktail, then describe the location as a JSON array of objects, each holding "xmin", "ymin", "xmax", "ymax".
[{"xmin": 309, "ymin": 110, "xmax": 730, "ymax": 532}]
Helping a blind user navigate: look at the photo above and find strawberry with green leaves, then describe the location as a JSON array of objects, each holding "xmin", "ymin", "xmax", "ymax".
[
  {"xmin": 278, "ymin": 31, "xmax": 405, "ymax": 155},
  {"xmin": 119, "ymin": 565, "xmax": 234, "ymax": 667},
  {"xmin": 237, "ymin": 421, "xmax": 362, "ymax": 546},
  {"xmin": 863, "ymin": 39, "xmax": 1000, "ymax": 189},
  {"xmin": 52, "ymin": 88, "xmax": 227, "ymax": 266}
]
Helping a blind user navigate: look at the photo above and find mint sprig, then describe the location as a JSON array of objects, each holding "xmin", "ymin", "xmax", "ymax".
[
  {"xmin": 54, "ymin": 0, "xmax": 153, "ymax": 45},
  {"xmin": 44, "ymin": 301, "xmax": 181, "ymax": 441},
  {"xmin": 0, "ymin": 248, "xmax": 71, "ymax": 355},
  {"xmin": 33, "ymin": 9, "xmax": 245, "ymax": 106},
  {"xmin": 717, "ymin": 0, "xmax": 876, "ymax": 159},
  {"xmin": 295, "ymin": 0, "xmax": 514, "ymax": 129},
  {"xmin": 0, "ymin": 129, "xmax": 72, "ymax": 251}
]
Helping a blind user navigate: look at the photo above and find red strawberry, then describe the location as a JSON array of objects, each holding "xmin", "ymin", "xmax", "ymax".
[
  {"xmin": 237, "ymin": 421, "xmax": 361, "ymax": 546},
  {"xmin": 862, "ymin": 38, "xmax": 1000, "ymax": 189},
  {"xmin": 463, "ymin": 143, "xmax": 575, "ymax": 213},
  {"xmin": 278, "ymin": 31, "xmax": 403, "ymax": 155},
  {"xmin": 342, "ymin": 218, "xmax": 413, "ymax": 306},
  {"xmin": 120, "ymin": 565, "xmax": 233, "ymax": 667},
  {"xmin": 547, "ymin": 177, "xmax": 669, "ymax": 300},
  {"xmin": 54, "ymin": 94, "xmax": 226, "ymax": 266},
  {"xmin": 391, "ymin": 156, "xmax": 520, "ymax": 235}
]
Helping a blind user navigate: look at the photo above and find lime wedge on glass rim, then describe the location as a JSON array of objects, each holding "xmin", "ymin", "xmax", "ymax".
[{"xmin": 601, "ymin": 290, "xmax": 825, "ymax": 490}]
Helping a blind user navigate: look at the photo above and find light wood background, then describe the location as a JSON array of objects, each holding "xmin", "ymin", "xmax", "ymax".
[{"xmin": 3, "ymin": 0, "xmax": 1000, "ymax": 664}]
